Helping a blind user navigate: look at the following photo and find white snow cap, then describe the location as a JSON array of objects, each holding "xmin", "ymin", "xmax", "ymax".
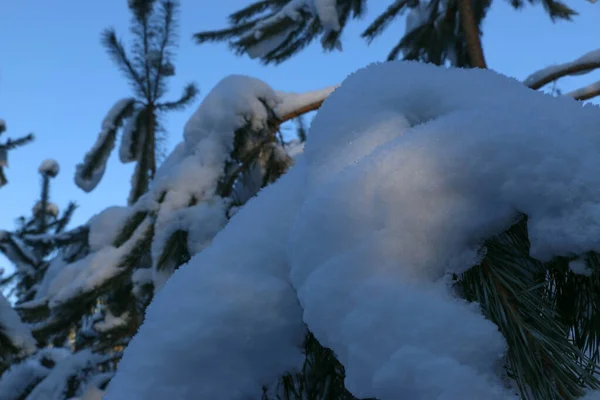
[
  {"xmin": 106, "ymin": 61, "xmax": 600, "ymax": 399},
  {"xmin": 38, "ymin": 159, "xmax": 60, "ymax": 177}
]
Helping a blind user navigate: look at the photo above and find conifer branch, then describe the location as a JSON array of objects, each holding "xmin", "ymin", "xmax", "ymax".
[
  {"xmin": 566, "ymin": 80, "xmax": 600, "ymax": 101},
  {"xmin": 151, "ymin": 0, "xmax": 177, "ymax": 100},
  {"xmin": 101, "ymin": 29, "xmax": 146, "ymax": 96},
  {"xmin": 361, "ymin": 0, "xmax": 409, "ymax": 43},
  {"xmin": 525, "ymin": 51, "xmax": 600, "ymax": 90},
  {"xmin": 0, "ymin": 133, "xmax": 35, "ymax": 150},
  {"xmin": 157, "ymin": 83, "xmax": 199, "ymax": 111},
  {"xmin": 458, "ymin": 216, "xmax": 599, "ymax": 399}
]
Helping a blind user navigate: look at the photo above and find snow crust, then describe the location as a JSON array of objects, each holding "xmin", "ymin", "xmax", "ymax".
[
  {"xmin": 105, "ymin": 61, "xmax": 600, "ymax": 399},
  {"xmin": 38, "ymin": 159, "xmax": 60, "ymax": 177}
]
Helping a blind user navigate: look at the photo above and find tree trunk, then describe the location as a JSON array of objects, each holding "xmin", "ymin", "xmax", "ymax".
[{"xmin": 457, "ymin": 0, "xmax": 487, "ymax": 68}]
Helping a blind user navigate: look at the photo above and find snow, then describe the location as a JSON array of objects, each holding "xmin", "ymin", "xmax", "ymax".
[
  {"xmin": 93, "ymin": 310, "xmax": 129, "ymax": 333},
  {"xmin": 274, "ymin": 86, "xmax": 338, "ymax": 119},
  {"xmin": 33, "ymin": 256, "xmax": 68, "ymax": 301},
  {"xmin": 105, "ymin": 162, "xmax": 308, "ymax": 400},
  {"xmin": 0, "ymin": 294, "xmax": 36, "ymax": 355},
  {"xmin": 32, "ymin": 201, "xmax": 59, "ymax": 217},
  {"xmin": 406, "ymin": 2, "xmax": 431, "ymax": 34},
  {"xmin": 284, "ymin": 140, "xmax": 305, "ymax": 158},
  {"xmin": 48, "ymin": 217, "xmax": 151, "ymax": 308},
  {"xmin": 104, "ymin": 61, "xmax": 600, "ymax": 399},
  {"xmin": 567, "ymin": 79, "xmax": 600, "ymax": 100},
  {"xmin": 0, "ymin": 347, "xmax": 70, "ymax": 400},
  {"xmin": 75, "ymin": 98, "xmax": 135, "ymax": 192},
  {"xmin": 569, "ymin": 258, "xmax": 594, "ymax": 276},
  {"xmin": 38, "ymin": 159, "xmax": 60, "ymax": 177},
  {"xmin": 583, "ymin": 391, "xmax": 600, "ymax": 400},
  {"xmin": 26, "ymin": 350, "xmax": 102, "ymax": 400},
  {"xmin": 102, "ymin": 98, "xmax": 135, "ymax": 131},
  {"xmin": 87, "ymin": 206, "xmax": 131, "ymax": 251},
  {"xmin": 119, "ymin": 107, "xmax": 142, "ymax": 163},
  {"xmin": 242, "ymin": 0, "xmax": 340, "ymax": 59},
  {"xmin": 152, "ymin": 199, "xmax": 227, "ymax": 290},
  {"xmin": 524, "ymin": 48, "xmax": 600, "ymax": 88}
]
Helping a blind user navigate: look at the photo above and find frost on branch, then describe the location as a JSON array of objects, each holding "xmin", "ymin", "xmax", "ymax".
[{"xmin": 106, "ymin": 61, "xmax": 600, "ymax": 399}]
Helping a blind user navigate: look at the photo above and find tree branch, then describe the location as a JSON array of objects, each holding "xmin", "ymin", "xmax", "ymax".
[
  {"xmin": 524, "ymin": 49, "xmax": 600, "ymax": 90},
  {"xmin": 566, "ymin": 80, "xmax": 600, "ymax": 101}
]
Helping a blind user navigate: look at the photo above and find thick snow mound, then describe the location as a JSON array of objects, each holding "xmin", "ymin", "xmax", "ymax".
[{"xmin": 105, "ymin": 61, "xmax": 600, "ymax": 400}]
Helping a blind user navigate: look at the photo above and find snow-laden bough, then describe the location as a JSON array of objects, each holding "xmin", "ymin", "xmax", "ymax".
[{"xmin": 105, "ymin": 61, "xmax": 600, "ymax": 399}]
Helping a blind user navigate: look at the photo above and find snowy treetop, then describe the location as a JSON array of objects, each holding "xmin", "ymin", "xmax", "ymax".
[
  {"xmin": 38, "ymin": 159, "xmax": 60, "ymax": 177},
  {"xmin": 105, "ymin": 61, "xmax": 600, "ymax": 399}
]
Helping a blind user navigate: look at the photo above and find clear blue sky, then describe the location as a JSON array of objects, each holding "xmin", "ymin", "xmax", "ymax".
[{"xmin": 0, "ymin": 1, "xmax": 598, "ymax": 254}]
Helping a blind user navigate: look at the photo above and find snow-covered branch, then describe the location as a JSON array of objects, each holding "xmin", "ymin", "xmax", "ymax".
[
  {"xmin": 0, "ymin": 294, "xmax": 36, "ymax": 360},
  {"xmin": 274, "ymin": 86, "xmax": 338, "ymax": 122},
  {"xmin": 566, "ymin": 80, "xmax": 600, "ymax": 101},
  {"xmin": 104, "ymin": 61, "xmax": 600, "ymax": 400},
  {"xmin": 524, "ymin": 48, "xmax": 600, "ymax": 90}
]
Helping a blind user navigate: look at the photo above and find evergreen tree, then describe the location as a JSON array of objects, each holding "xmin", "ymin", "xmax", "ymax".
[
  {"xmin": 0, "ymin": 119, "xmax": 34, "ymax": 188},
  {"xmin": 0, "ymin": 73, "xmax": 322, "ymax": 399},
  {"xmin": 194, "ymin": 0, "xmax": 576, "ymax": 68},
  {"xmin": 75, "ymin": 0, "xmax": 198, "ymax": 205}
]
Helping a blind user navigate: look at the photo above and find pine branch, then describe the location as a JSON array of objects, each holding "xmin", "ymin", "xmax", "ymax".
[
  {"xmin": 566, "ymin": 80, "xmax": 600, "ymax": 101},
  {"xmin": 524, "ymin": 49, "xmax": 600, "ymax": 90},
  {"xmin": 119, "ymin": 106, "xmax": 147, "ymax": 164},
  {"xmin": 101, "ymin": 29, "xmax": 147, "ymax": 97},
  {"xmin": 127, "ymin": 110, "xmax": 156, "ymax": 204},
  {"xmin": 458, "ymin": 216, "xmax": 599, "ymax": 400},
  {"xmin": 151, "ymin": 0, "xmax": 178, "ymax": 100},
  {"xmin": 228, "ymin": 0, "xmax": 273, "ymax": 24},
  {"xmin": 55, "ymin": 202, "xmax": 77, "ymax": 234},
  {"xmin": 75, "ymin": 98, "xmax": 136, "ymax": 192},
  {"xmin": 361, "ymin": 0, "xmax": 410, "ymax": 43},
  {"xmin": 0, "ymin": 133, "xmax": 35, "ymax": 150},
  {"xmin": 154, "ymin": 229, "xmax": 190, "ymax": 274},
  {"xmin": 156, "ymin": 83, "xmax": 199, "ymax": 110}
]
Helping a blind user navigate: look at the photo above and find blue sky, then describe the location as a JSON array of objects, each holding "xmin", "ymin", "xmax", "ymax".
[{"xmin": 0, "ymin": 0, "xmax": 598, "ymax": 261}]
